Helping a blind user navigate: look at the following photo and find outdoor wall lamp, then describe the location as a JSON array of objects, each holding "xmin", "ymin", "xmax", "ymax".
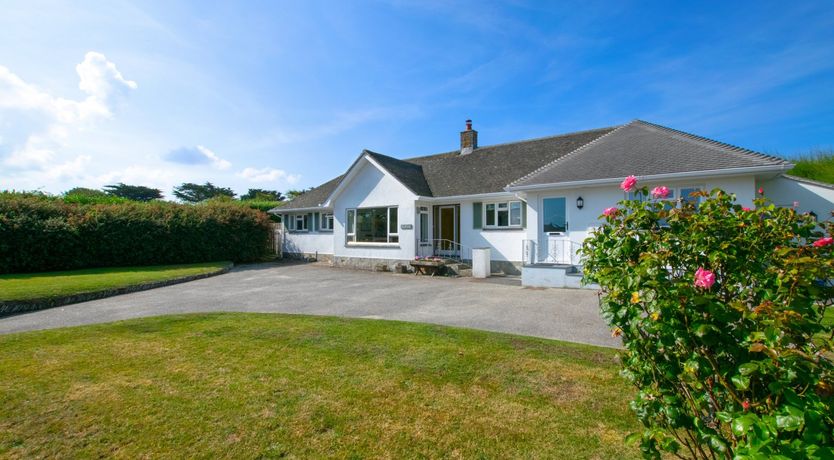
[{"xmin": 576, "ymin": 196, "xmax": 584, "ymax": 209}]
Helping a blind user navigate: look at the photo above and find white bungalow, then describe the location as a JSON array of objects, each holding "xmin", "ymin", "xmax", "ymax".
[{"xmin": 273, "ymin": 120, "xmax": 833, "ymax": 288}]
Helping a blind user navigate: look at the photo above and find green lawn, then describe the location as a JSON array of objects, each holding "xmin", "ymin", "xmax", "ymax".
[
  {"xmin": 0, "ymin": 262, "xmax": 231, "ymax": 302},
  {"xmin": 0, "ymin": 313, "xmax": 640, "ymax": 458}
]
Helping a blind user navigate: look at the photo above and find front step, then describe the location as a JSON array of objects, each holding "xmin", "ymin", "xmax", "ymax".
[{"xmin": 445, "ymin": 262, "xmax": 472, "ymax": 277}]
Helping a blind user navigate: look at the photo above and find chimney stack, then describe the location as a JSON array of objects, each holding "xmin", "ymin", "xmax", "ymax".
[{"xmin": 460, "ymin": 119, "xmax": 478, "ymax": 155}]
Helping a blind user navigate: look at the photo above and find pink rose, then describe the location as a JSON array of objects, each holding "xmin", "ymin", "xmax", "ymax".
[
  {"xmin": 813, "ymin": 237, "xmax": 833, "ymax": 248},
  {"xmin": 620, "ymin": 175, "xmax": 638, "ymax": 192},
  {"xmin": 651, "ymin": 186, "xmax": 670, "ymax": 199},
  {"xmin": 758, "ymin": 187, "xmax": 764, "ymax": 195},
  {"xmin": 694, "ymin": 267, "xmax": 715, "ymax": 289},
  {"xmin": 603, "ymin": 207, "xmax": 618, "ymax": 217},
  {"xmin": 741, "ymin": 207, "xmax": 751, "ymax": 212}
]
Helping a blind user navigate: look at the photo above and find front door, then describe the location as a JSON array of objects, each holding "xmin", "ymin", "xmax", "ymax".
[
  {"xmin": 541, "ymin": 197, "xmax": 570, "ymax": 263},
  {"xmin": 437, "ymin": 205, "xmax": 458, "ymax": 256}
]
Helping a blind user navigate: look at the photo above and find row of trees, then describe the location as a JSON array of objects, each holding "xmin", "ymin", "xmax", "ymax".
[{"xmin": 63, "ymin": 182, "xmax": 308, "ymax": 203}]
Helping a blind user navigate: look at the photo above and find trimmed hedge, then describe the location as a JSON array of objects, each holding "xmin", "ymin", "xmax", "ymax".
[{"xmin": 0, "ymin": 196, "xmax": 272, "ymax": 274}]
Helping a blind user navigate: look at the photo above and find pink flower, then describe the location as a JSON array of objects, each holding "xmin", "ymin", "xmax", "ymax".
[
  {"xmin": 603, "ymin": 207, "xmax": 618, "ymax": 217},
  {"xmin": 620, "ymin": 175, "xmax": 638, "ymax": 192},
  {"xmin": 758, "ymin": 187, "xmax": 764, "ymax": 195},
  {"xmin": 651, "ymin": 186, "xmax": 670, "ymax": 199},
  {"xmin": 741, "ymin": 206, "xmax": 752, "ymax": 212},
  {"xmin": 813, "ymin": 237, "xmax": 833, "ymax": 248},
  {"xmin": 694, "ymin": 267, "xmax": 716, "ymax": 289}
]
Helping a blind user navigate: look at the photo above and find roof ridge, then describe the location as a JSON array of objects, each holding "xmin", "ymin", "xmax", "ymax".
[
  {"xmin": 633, "ymin": 120, "xmax": 789, "ymax": 165},
  {"xmin": 403, "ymin": 125, "xmax": 621, "ymax": 163},
  {"xmin": 506, "ymin": 122, "xmax": 632, "ymax": 188}
]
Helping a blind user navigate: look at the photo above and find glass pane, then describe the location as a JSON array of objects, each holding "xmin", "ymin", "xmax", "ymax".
[
  {"xmin": 389, "ymin": 208, "xmax": 398, "ymax": 234},
  {"xmin": 347, "ymin": 210, "xmax": 355, "ymax": 234},
  {"xmin": 497, "ymin": 209, "xmax": 509, "ymax": 227},
  {"xmin": 389, "ymin": 235, "xmax": 399, "ymax": 243},
  {"xmin": 419, "ymin": 213, "xmax": 428, "ymax": 242},
  {"xmin": 510, "ymin": 202, "xmax": 522, "ymax": 226},
  {"xmin": 542, "ymin": 197, "xmax": 566, "ymax": 233},
  {"xmin": 627, "ymin": 190, "xmax": 646, "ymax": 202},
  {"xmin": 486, "ymin": 204, "xmax": 495, "ymax": 226},
  {"xmin": 357, "ymin": 208, "xmax": 388, "ymax": 242}
]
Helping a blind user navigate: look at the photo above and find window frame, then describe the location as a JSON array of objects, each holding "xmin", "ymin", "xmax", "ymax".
[
  {"xmin": 290, "ymin": 213, "xmax": 308, "ymax": 232},
  {"xmin": 483, "ymin": 200, "xmax": 523, "ymax": 229},
  {"xmin": 345, "ymin": 206, "xmax": 399, "ymax": 245},
  {"xmin": 320, "ymin": 212, "xmax": 334, "ymax": 232}
]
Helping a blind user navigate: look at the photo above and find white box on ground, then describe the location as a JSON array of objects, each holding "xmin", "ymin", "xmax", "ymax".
[{"xmin": 472, "ymin": 248, "xmax": 490, "ymax": 278}]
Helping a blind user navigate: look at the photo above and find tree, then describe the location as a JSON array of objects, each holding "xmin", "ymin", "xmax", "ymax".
[
  {"xmin": 285, "ymin": 189, "xmax": 308, "ymax": 200},
  {"xmin": 64, "ymin": 187, "xmax": 107, "ymax": 197},
  {"xmin": 582, "ymin": 179, "xmax": 834, "ymax": 459},
  {"xmin": 240, "ymin": 188, "xmax": 284, "ymax": 201},
  {"xmin": 172, "ymin": 182, "xmax": 235, "ymax": 203},
  {"xmin": 103, "ymin": 183, "xmax": 163, "ymax": 202}
]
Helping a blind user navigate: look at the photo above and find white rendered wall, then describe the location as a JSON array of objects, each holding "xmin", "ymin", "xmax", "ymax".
[
  {"xmin": 760, "ymin": 176, "xmax": 834, "ymax": 218},
  {"xmin": 282, "ymin": 230, "xmax": 334, "ymax": 255},
  {"xmin": 332, "ymin": 158, "xmax": 418, "ymax": 261},
  {"xmin": 457, "ymin": 197, "xmax": 525, "ymax": 262},
  {"xmin": 522, "ymin": 174, "xmax": 759, "ymax": 254}
]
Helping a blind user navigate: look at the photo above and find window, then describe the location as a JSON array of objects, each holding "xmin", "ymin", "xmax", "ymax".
[
  {"xmin": 320, "ymin": 213, "xmax": 334, "ymax": 231},
  {"xmin": 484, "ymin": 200, "xmax": 523, "ymax": 229},
  {"xmin": 289, "ymin": 213, "xmax": 308, "ymax": 231},
  {"xmin": 679, "ymin": 186, "xmax": 703, "ymax": 208},
  {"xmin": 625, "ymin": 185, "xmax": 703, "ymax": 208},
  {"xmin": 419, "ymin": 207, "xmax": 429, "ymax": 243},
  {"xmin": 542, "ymin": 197, "xmax": 567, "ymax": 233},
  {"xmin": 345, "ymin": 207, "xmax": 399, "ymax": 244}
]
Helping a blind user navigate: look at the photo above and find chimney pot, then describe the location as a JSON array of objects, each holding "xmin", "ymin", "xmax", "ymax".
[{"xmin": 460, "ymin": 119, "xmax": 478, "ymax": 155}]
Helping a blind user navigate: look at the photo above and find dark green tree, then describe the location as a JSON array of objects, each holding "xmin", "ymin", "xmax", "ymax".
[
  {"xmin": 103, "ymin": 183, "xmax": 163, "ymax": 202},
  {"xmin": 172, "ymin": 182, "xmax": 235, "ymax": 203},
  {"xmin": 64, "ymin": 187, "xmax": 107, "ymax": 197},
  {"xmin": 285, "ymin": 189, "xmax": 309, "ymax": 200},
  {"xmin": 241, "ymin": 188, "xmax": 284, "ymax": 201}
]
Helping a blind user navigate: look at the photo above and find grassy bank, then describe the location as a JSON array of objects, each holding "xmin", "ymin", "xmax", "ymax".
[
  {"xmin": 0, "ymin": 262, "xmax": 231, "ymax": 302},
  {"xmin": 0, "ymin": 313, "xmax": 640, "ymax": 458}
]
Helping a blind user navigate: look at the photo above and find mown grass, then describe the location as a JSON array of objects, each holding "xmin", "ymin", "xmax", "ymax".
[
  {"xmin": 0, "ymin": 313, "xmax": 640, "ymax": 458},
  {"xmin": 787, "ymin": 150, "xmax": 834, "ymax": 184},
  {"xmin": 0, "ymin": 262, "xmax": 231, "ymax": 301}
]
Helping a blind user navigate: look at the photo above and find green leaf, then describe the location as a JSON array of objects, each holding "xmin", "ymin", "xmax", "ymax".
[
  {"xmin": 733, "ymin": 414, "xmax": 757, "ymax": 437},
  {"xmin": 732, "ymin": 374, "xmax": 751, "ymax": 390},
  {"xmin": 775, "ymin": 414, "xmax": 804, "ymax": 432},
  {"xmin": 738, "ymin": 362, "xmax": 759, "ymax": 376}
]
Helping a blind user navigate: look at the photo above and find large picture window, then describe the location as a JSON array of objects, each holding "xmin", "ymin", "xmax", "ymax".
[
  {"xmin": 346, "ymin": 207, "xmax": 399, "ymax": 244},
  {"xmin": 484, "ymin": 200, "xmax": 523, "ymax": 229}
]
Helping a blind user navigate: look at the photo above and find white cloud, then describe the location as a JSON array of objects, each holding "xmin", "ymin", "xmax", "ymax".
[
  {"xmin": 0, "ymin": 51, "xmax": 137, "ymax": 173},
  {"xmin": 237, "ymin": 167, "xmax": 300, "ymax": 184},
  {"xmin": 196, "ymin": 145, "xmax": 231, "ymax": 170}
]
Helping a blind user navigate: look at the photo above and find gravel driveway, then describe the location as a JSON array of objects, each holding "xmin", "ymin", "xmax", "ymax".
[{"xmin": 0, "ymin": 262, "xmax": 618, "ymax": 347}]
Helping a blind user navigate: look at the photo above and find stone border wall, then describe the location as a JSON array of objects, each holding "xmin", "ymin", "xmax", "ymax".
[{"xmin": 0, "ymin": 263, "xmax": 233, "ymax": 317}]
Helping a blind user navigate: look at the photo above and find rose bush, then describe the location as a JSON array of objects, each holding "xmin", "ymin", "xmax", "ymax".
[{"xmin": 582, "ymin": 183, "xmax": 834, "ymax": 459}]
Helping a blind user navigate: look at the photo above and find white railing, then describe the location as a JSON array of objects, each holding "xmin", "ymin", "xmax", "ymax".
[
  {"xmin": 416, "ymin": 238, "xmax": 472, "ymax": 262},
  {"xmin": 522, "ymin": 239, "xmax": 583, "ymax": 266}
]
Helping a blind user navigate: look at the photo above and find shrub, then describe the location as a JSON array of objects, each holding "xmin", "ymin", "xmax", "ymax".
[
  {"xmin": 0, "ymin": 195, "xmax": 272, "ymax": 273},
  {"xmin": 582, "ymin": 183, "xmax": 834, "ymax": 459}
]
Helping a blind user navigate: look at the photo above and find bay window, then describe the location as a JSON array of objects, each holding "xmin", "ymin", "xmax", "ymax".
[{"xmin": 346, "ymin": 207, "xmax": 399, "ymax": 244}]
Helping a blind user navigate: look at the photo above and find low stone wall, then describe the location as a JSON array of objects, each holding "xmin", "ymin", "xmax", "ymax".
[
  {"xmin": 283, "ymin": 252, "xmax": 335, "ymax": 264},
  {"xmin": 0, "ymin": 263, "xmax": 233, "ymax": 317},
  {"xmin": 331, "ymin": 256, "xmax": 413, "ymax": 273}
]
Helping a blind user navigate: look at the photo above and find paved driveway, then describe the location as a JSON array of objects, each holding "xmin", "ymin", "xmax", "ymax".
[{"xmin": 0, "ymin": 263, "xmax": 618, "ymax": 347}]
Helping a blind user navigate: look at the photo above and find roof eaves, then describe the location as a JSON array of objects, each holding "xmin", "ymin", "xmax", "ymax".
[{"xmin": 782, "ymin": 174, "xmax": 834, "ymax": 190}]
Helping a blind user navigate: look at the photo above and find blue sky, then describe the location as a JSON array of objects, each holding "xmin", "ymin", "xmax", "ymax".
[{"xmin": 1, "ymin": 1, "xmax": 832, "ymax": 197}]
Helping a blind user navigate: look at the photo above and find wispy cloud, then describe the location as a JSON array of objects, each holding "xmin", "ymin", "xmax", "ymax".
[
  {"xmin": 237, "ymin": 167, "xmax": 300, "ymax": 184},
  {"xmin": 163, "ymin": 145, "xmax": 231, "ymax": 170}
]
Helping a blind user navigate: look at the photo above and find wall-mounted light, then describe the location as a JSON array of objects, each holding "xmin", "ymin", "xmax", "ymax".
[{"xmin": 576, "ymin": 196, "xmax": 584, "ymax": 209}]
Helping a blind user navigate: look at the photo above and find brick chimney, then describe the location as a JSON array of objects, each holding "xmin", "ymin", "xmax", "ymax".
[{"xmin": 460, "ymin": 119, "xmax": 478, "ymax": 155}]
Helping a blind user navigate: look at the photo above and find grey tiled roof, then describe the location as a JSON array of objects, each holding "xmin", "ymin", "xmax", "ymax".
[
  {"xmin": 510, "ymin": 120, "xmax": 791, "ymax": 188},
  {"xmin": 279, "ymin": 120, "xmax": 790, "ymax": 210}
]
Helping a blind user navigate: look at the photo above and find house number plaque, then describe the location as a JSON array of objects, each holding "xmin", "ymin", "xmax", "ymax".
[{"xmin": 400, "ymin": 224, "xmax": 413, "ymax": 230}]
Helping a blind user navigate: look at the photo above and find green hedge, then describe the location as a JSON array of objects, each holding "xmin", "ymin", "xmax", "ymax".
[{"xmin": 0, "ymin": 196, "xmax": 273, "ymax": 274}]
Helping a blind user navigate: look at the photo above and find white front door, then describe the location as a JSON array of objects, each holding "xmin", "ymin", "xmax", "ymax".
[{"xmin": 541, "ymin": 196, "xmax": 571, "ymax": 264}]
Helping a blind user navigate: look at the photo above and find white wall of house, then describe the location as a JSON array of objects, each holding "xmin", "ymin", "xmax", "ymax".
[
  {"xmin": 453, "ymin": 197, "xmax": 525, "ymax": 263},
  {"xmin": 332, "ymin": 158, "xmax": 418, "ymax": 261},
  {"xmin": 282, "ymin": 228, "xmax": 334, "ymax": 256},
  {"xmin": 520, "ymin": 174, "xmax": 760, "ymax": 263},
  {"xmin": 760, "ymin": 175, "xmax": 834, "ymax": 219}
]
